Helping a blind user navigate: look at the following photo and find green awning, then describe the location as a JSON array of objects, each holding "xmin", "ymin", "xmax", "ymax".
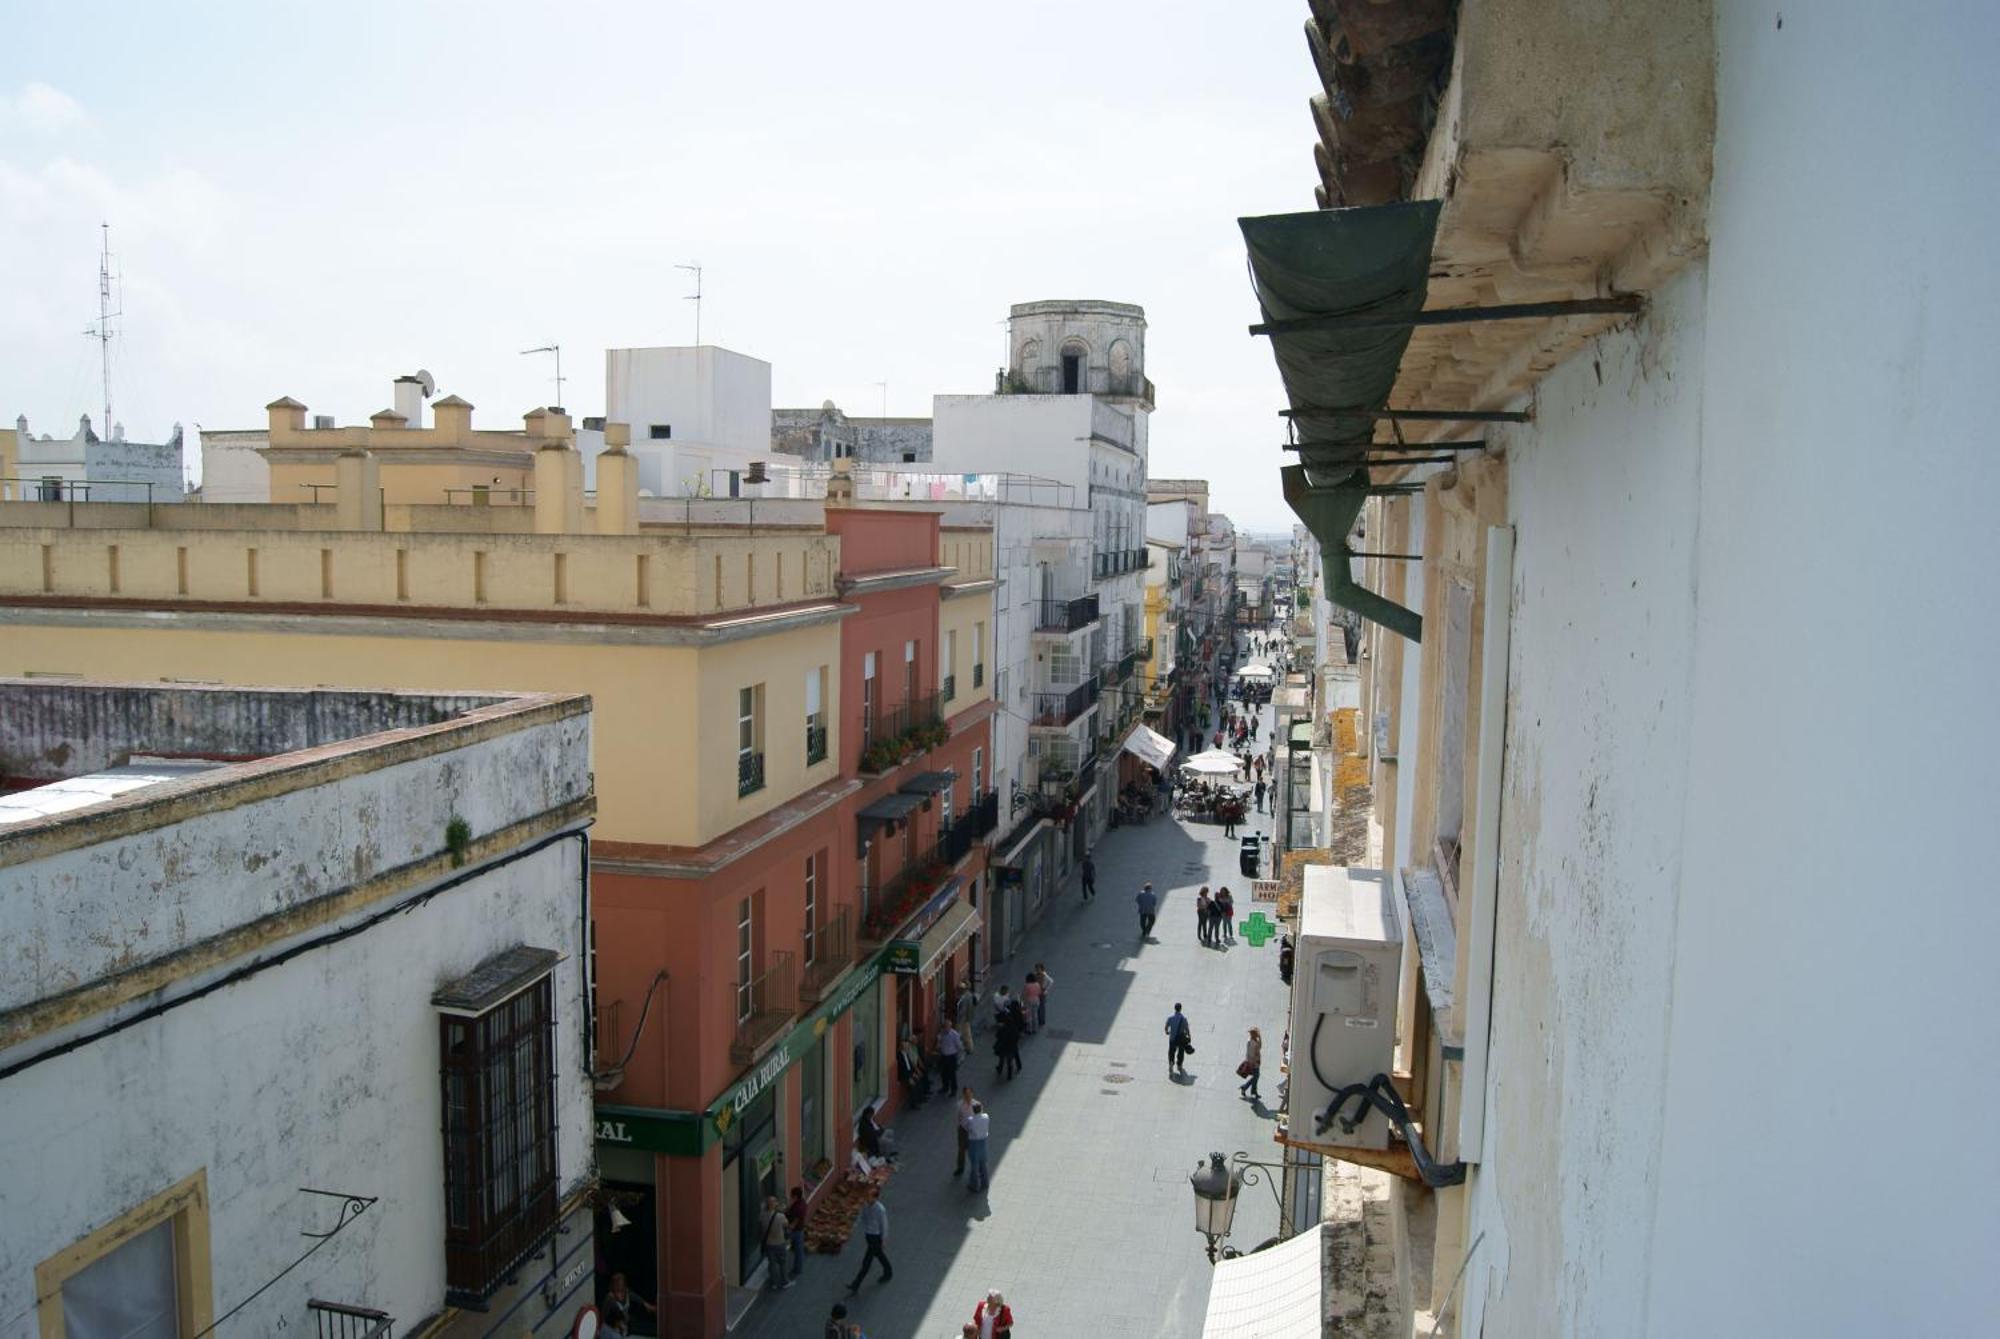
[
  {"xmin": 1242, "ymin": 202, "xmax": 1440, "ymax": 644},
  {"xmin": 1240, "ymin": 201, "xmax": 1439, "ymax": 478}
]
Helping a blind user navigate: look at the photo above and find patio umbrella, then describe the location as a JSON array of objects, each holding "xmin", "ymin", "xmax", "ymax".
[{"xmin": 1182, "ymin": 749, "xmax": 1245, "ymax": 777}]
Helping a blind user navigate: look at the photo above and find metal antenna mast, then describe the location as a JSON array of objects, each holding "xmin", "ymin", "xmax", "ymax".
[
  {"xmin": 519, "ymin": 344, "xmax": 566, "ymax": 409},
  {"xmin": 873, "ymin": 381, "xmax": 888, "ymax": 421},
  {"xmin": 82, "ymin": 223, "xmax": 120, "ymax": 433},
  {"xmin": 676, "ymin": 263, "xmax": 704, "ymax": 345}
]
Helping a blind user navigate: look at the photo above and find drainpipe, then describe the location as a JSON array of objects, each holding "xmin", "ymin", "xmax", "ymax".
[{"xmin": 1280, "ymin": 465, "xmax": 1422, "ymax": 643}]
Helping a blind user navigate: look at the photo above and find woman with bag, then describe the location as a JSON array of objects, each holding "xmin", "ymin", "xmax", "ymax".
[{"xmin": 1237, "ymin": 1027, "xmax": 1263, "ymax": 1099}]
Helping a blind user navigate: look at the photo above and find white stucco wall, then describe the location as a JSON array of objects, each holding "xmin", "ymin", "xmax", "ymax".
[
  {"xmin": 0, "ymin": 714, "xmax": 595, "ymax": 1334},
  {"xmin": 931, "ymin": 394, "xmax": 1094, "ymax": 492},
  {"xmin": 196, "ymin": 429, "xmax": 272, "ymax": 503},
  {"xmin": 606, "ymin": 346, "xmax": 773, "ymax": 463},
  {"xmin": 1464, "ymin": 5, "xmax": 2000, "ymax": 1333}
]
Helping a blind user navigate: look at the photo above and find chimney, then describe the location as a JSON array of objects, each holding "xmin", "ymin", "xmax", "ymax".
[
  {"xmin": 334, "ymin": 450, "xmax": 383, "ymax": 531},
  {"xmin": 393, "ymin": 373, "xmax": 430, "ymax": 429},
  {"xmin": 432, "ymin": 394, "xmax": 473, "ymax": 440},
  {"xmin": 369, "ymin": 409, "xmax": 408, "ymax": 431},
  {"xmin": 825, "ymin": 457, "xmax": 856, "ymax": 507},
  {"xmin": 533, "ymin": 441, "xmax": 584, "ymax": 534},
  {"xmin": 312, "ymin": 415, "xmax": 335, "ymax": 430},
  {"xmin": 266, "ymin": 397, "xmax": 308, "ymax": 440},
  {"xmin": 594, "ymin": 423, "xmax": 638, "ymax": 535}
]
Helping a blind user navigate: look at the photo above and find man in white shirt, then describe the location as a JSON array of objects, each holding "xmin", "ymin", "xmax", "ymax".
[
  {"xmin": 964, "ymin": 1101, "xmax": 993, "ymax": 1192},
  {"xmin": 936, "ymin": 1021, "xmax": 964, "ymax": 1095},
  {"xmin": 846, "ymin": 1187, "xmax": 892, "ymax": 1293}
]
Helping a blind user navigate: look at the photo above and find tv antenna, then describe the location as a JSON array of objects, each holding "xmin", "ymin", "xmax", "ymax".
[
  {"xmin": 519, "ymin": 344, "xmax": 566, "ymax": 409},
  {"xmin": 81, "ymin": 223, "xmax": 120, "ymax": 434},
  {"xmin": 873, "ymin": 380, "xmax": 888, "ymax": 421},
  {"xmin": 676, "ymin": 262, "xmax": 703, "ymax": 345}
]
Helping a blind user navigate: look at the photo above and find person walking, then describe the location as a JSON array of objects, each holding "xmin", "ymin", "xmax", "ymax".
[
  {"xmin": 1196, "ymin": 887, "xmax": 1213, "ymax": 947},
  {"xmin": 1165, "ymin": 1003, "xmax": 1194, "ymax": 1076},
  {"xmin": 954, "ymin": 1085, "xmax": 977, "ymax": 1176},
  {"xmin": 787, "ymin": 1184, "xmax": 810, "ymax": 1280},
  {"xmin": 964, "ymin": 1100, "xmax": 992, "ymax": 1192},
  {"xmin": 824, "ymin": 1303, "xmax": 862, "ymax": 1338},
  {"xmin": 760, "ymin": 1194, "xmax": 793, "ymax": 1290},
  {"xmin": 1080, "ymin": 852, "xmax": 1097, "ymax": 900},
  {"xmin": 936, "ymin": 1020, "xmax": 963, "ymax": 1096},
  {"xmin": 994, "ymin": 1000, "xmax": 1024, "ymax": 1081},
  {"xmin": 990, "ymin": 984, "xmax": 1012, "ymax": 1032},
  {"xmin": 1238, "ymin": 1027, "xmax": 1264, "ymax": 1099},
  {"xmin": 1217, "ymin": 886, "xmax": 1237, "ymax": 944},
  {"xmin": 1222, "ymin": 800, "xmax": 1239, "ymax": 839},
  {"xmin": 1020, "ymin": 972, "xmax": 1041, "ymax": 1035},
  {"xmin": 1136, "ymin": 882, "xmax": 1159, "ymax": 938},
  {"xmin": 957, "ymin": 980, "xmax": 980, "ymax": 1036},
  {"xmin": 845, "ymin": 1186, "xmax": 892, "ymax": 1293},
  {"xmin": 1254, "ymin": 778, "xmax": 1267, "ymax": 813},
  {"xmin": 1032, "ymin": 963, "xmax": 1053, "ymax": 1029},
  {"xmin": 972, "ymin": 1289, "xmax": 1015, "ymax": 1338}
]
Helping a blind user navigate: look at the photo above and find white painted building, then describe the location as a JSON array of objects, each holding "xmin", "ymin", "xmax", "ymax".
[
  {"xmin": 0, "ymin": 681, "xmax": 598, "ymax": 1338},
  {"xmin": 582, "ymin": 346, "xmax": 773, "ymax": 498},
  {"xmin": 1270, "ymin": 2, "xmax": 2000, "ymax": 1336},
  {"xmin": 4, "ymin": 415, "xmax": 186, "ymax": 503}
]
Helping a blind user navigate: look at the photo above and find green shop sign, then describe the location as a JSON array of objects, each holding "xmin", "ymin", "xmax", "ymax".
[
  {"xmin": 883, "ymin": 940, "xmax": 921, "ymax": 974},
  {"xmin": 593, "ymin": 1105, "xmax": 705, "ymax": 1158}
]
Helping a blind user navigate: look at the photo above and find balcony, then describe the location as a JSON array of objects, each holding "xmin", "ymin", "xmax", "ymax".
[
  {"xmin": 961, "ymin": 789, "xmax": 1000, "ymax": 841},
  {"xmin": 806, "ymin": 719, "xmax": 829, "ymax": 766},
  {"xmin": 860, "ymin": 692, "xmax": 947, "ymax": 773},
  {"xmin": 1031, "ymin": 679, "xmax": 1100, "ymax": 727},
  {"xmin": 942, "ymin": 673, "xmax": 957, "ymax": 704},
  {"xmin": 800, "ymin": 906, "xmax": 857, "ymax": 1004},
  {"xmin": 307, "ymin": 1301, "xmax": 392, "ymax": 1339},
  {"xmin": 730, "ymin": 950, "xmax": 797, "ymax": 1065},
  {"xmin": 737, "ymin": 750, "xmax": 766, "ymax": 797},
  {"xmin": 1036, "ymin": 594, "xmax": 1100, "ymax": 632},
  {"xmin": 973, "ymin": 662, "xmax": 985, "ymax": 688},
  {"xmin": 861, "ymin": 851, "xmax": 955, "ymax": 942}
]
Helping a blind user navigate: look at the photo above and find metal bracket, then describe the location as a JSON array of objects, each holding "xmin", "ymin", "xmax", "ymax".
[{"xmin": 1250, "ymin": 293, "xmax": 1644, "ymax": 337}]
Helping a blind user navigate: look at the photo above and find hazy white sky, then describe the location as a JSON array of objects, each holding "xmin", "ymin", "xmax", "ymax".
[{"xmin": 3, "ymin": 0, "xmax": 1317, "ymax": 529}]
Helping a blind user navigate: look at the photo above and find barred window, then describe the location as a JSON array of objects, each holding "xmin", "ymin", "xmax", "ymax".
[{"xmin": 437, "ymin": 947, "xmax": 559, "ymax": 1304}]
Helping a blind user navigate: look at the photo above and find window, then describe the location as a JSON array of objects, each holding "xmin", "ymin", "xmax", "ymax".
[
  {"xmin": 973, "ymin": 621, "xmax": 985, "ymax": 687},
  {"xmin": 437, "ymin": 949, "xmax": 558, "ymax": 1304},
  {"xmin": 1061, "ymin": 351, "xmax": 1083, "ymax": 394},
  {"xmin": 942, "ymin": 629, "xmax": 958, "ymax": 701},
  {"xmin": 803, "ymin": 854, "xmax": 819, "ymax": 967},
  {"xmin": 36, "ymin": 1170, "xmax": 213, "ymax": 1339},
  {"xmin": 736, "ymin": 898, "xmax": 755, "ymax": 1023},
  {"xmin": 738, "ymin": 685, "xmax": 766, "ymax": 796},
  {"xmin": 940, "ymin": 782, "xmax": 954, "ymax": 831},
  {"xmin": 973, "ymin": 746, "xmax": 984, "ymax": 799},
  {"xmin": 862, "ymin": 652, "xmax": 878, "ymax": 747},
  {"xmin": 904, "ymin": 639, "xmax": 919, "ymax": 704},
  {"xmin": 806, "ymin": 665, "xmax": 829, "ymax": 764},
  {"xmin": 649, "ymin": 424, "xmax": 672, "ymax": 439}
]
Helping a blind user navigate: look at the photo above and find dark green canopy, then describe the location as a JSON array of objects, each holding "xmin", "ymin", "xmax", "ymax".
[{"xmin": 1241, "ymin": 203, "xmax": 1440, "ymax": 642}]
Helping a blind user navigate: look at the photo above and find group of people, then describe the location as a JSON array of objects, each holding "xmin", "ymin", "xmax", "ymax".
[
  {"xmin": 1194, "ymin": 885, "xmax": 1238, "ymax": 945},
  {"xmin": 823, "ymin": 1287, "xmax": 1013, "ymax": 1338}
]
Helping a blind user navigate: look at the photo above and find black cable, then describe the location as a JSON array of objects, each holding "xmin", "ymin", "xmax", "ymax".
[{"xmin": 0, "ymin": 827, "xmax": 590, "ymax": 1085}]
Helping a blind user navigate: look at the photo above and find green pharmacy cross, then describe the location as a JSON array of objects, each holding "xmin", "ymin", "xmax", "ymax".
[{"xmin": 1239, "ymin": 912, "xmax": 1277, "ymax": 947}]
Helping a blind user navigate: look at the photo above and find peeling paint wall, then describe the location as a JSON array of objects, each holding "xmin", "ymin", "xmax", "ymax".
[{"xmin": 0, "ymin": 712, "xmax": 594, "ymax": 1335}]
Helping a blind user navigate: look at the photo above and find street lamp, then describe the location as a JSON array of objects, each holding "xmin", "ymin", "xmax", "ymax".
[
  {"xmin": 1189, "ymin": 1151, "xmax": 1289, "ymax": 1263},
  {"xmin": 1188, "ymin": 1152, "xmax": 1241, "ymax": 1262}
]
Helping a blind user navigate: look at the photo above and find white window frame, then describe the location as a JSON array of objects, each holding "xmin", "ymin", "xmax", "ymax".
[
  {"xmin": 803, "ymin": 855, "xmax": 819, "ymax": 967},
  {"xmin": 736, "ymin": 897, "xmax": 754, "ymax": 1024}
]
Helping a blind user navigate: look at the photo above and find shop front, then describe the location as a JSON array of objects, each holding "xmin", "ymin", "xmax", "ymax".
[
  {"xmin": 596, "ymin": 953, "xmax": 885, "ymax": 1338},
  {"xmin": 884, "ymin": 892, "xmax": 982, "ymax": 1056}
]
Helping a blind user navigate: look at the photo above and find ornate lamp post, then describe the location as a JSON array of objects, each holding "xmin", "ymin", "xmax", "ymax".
[{"xmin": 1188, "ymin": 1151, "xmax": 1290, "ymax": 1263}]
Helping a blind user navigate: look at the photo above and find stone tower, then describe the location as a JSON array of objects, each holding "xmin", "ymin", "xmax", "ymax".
[{"xmin": 1003, "ymin": 300, "xmax": 1152, "ymax": 407}]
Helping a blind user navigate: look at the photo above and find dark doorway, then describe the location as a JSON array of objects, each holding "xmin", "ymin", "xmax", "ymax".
[
  {"xmin": 1061, "ymin": 353, "xmax": 1082, "ymax": 394},
  {"xmin": 598, "ymin": 1180, "xmax": 660, "ymax": 1336}
]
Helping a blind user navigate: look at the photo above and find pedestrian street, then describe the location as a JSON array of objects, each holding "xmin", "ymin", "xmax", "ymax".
[{"xmin": 735, "ymin": 689, "xmax": 1291, "ymax": 1338}]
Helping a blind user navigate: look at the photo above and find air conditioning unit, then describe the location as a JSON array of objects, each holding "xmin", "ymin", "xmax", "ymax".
[{"xmin": 1287, "ymin": 864, "xmax": 1402, "ymax": 1150}]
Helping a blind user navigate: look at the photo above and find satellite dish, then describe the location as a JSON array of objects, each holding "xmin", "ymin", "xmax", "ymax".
[
  {"xmin": 571, "ymin": 1306, "xmax": 600, "ymax": 1339},
  {"xmin": 414, "ymin": 369, "xmax": 436, "ymax": 399}
]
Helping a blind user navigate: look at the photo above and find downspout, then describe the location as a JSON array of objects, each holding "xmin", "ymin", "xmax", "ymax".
[{"xmin": 1281, "ymin": 465, "xmax": 1423, "ymax": 643}]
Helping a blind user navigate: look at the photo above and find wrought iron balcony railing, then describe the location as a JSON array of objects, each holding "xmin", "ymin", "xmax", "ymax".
[
  {"xmin": 806, "ymin": 719, "xmax": 828, "ymax": 765},
  {"xmin": 309, "ymin": 1300, "xmax": 393, "ymax": 1339},
  {"xmin": 962, "ymin": 789, "xmax": 1000, "ymax": 841},
  {"xmin": 973, "ymin": 662, "xmax": 984, "ymax": 688},
  {"xmin": 1031, "ymin": 680, "xmax": 1100, "ymax": 727},
  {"xmin": 800, "ymin": 906, "xmax": 857, "ymax": 1003},
  {"xmin": 1036, "ymin": 594, "xmax": 1100, "ymax": 632},
  {"xmin": 942, "ymin": 673, "xmax": 957, "ymax": 704},
  {"xmin": 738, "ymin": 750, "xmax": 766, "ymax": 797},
  {"xmin": 731, "ymin": 950, "xmax": 797, "ymax": 1064}
]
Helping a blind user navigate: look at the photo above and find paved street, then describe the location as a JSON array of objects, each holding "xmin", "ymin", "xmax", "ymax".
[{"xmin": 738, "ymin": 700, "xmax": 1289, "ymax": 1338}]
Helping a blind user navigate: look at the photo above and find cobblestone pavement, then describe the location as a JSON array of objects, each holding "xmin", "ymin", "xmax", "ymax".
[{"xmin": 736, "ymin": 708, "xmax": 1289, "ymax": 1337}]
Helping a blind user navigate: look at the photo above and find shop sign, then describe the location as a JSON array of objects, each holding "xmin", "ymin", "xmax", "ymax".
[
  {"xmin": 883, "ymin": 940, "xmax": 922, "ymax": 975},
  {"xmin": 592, "ymin": 1105, "xmax": 704, "ymax": 1157},
  {"xmin": 900, "ymin": 875, "xmax": 965, "ymax": 941}
]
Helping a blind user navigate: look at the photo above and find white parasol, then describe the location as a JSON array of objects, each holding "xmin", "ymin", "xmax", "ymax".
[{"xmin": 1182, "ymin": 749, "xmax": 1245, "ymax": 777}]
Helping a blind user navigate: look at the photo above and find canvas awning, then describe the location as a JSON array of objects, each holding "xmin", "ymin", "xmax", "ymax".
[
  {"xmin": 1242, "ymin": 203, "xmax": 1440, "ymax": 644},
  {"xmin": 1200, "ymin": 1225, "xmax": 1324, "ymax": 1339},
  {"xmin": 912, "ymin": 899, "xmax": 981, "ymax": 981},
  {"xmin": 858, "ymin": 792, "xmax": 925, "ymax": 823},
  {"xmin": 1119, "ymin": 724, "xmax": 1176, "ymax": 772},
  {"xmin": 898, "ymin": 770, "xmax": 957, "ymax": 796}
]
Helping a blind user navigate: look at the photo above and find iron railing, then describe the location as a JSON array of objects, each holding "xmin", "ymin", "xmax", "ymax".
[
  {"xmin": 962, "ymin": 789, "xmax": 1000, "ymax": 841},
  {"xmin": 1032, "ymin": 680, "xmax": 1100, "ymax": 727},
  {"xmin": 310, "ymin": 1301, "xmax": 392, "ymax": 1339},
  {"xmin": 877, "ymin": 691, "xmax": 943, "ymax": 742},
  {"xmin": 942, "ymin": 673, "xmax": 957, "ymax": 704},
  {"xmin": 731, "ymin": 951, "xmax": 797, "ymax": 1064},
  {"xmin": 973, "ymin": 662, "xmax": 984, "ymax": 687},
  {"xmin": 1036, "ymin": 594, "xmax": 1100, "ymax": 632},
  {"xmin": 800, "ymin": 907, "xmax": 856, "ymax": 1002},
  {"xmin": 738, "ymin": 750, "xmax": 766, "ymax": 797},
  {"xmin": 806, "ymin": 719, "xmax": 829, "ymax": 765}
]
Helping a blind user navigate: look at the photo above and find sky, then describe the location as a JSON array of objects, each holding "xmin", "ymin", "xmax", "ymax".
[{"xmin": 2, "ymin": 0, "xmax": 1317, "ymax": 531}]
